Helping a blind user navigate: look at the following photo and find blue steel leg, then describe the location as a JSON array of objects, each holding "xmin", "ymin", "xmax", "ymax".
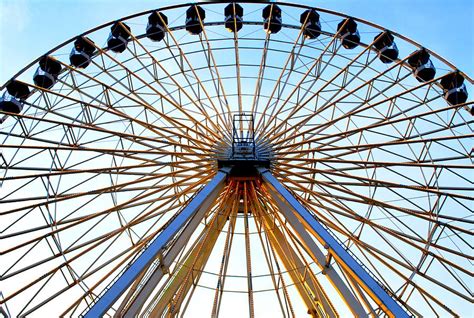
[
  {"xmin": 84, "ymin": 169, "xmax": 229, "ymax": 318},
  {"xmin": 120, "ymin": 194, "xmax": 217, "ymax": 317},
  {"xmin": 259, "ymin": 168, "xmax": 410, "ymax": 318},
  {"xmin": 263, "ymin": 181, "xmax": 366, "ymax": 316}
]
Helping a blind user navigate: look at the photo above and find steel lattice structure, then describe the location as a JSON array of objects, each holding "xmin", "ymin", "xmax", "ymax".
[{"xmin": 0, "ymin": 1, "xmax": 472, "ymax": 317}]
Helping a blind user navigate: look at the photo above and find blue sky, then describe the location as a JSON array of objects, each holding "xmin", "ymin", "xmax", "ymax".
[{"xmin": 0, "ymin": 0, "xmax": 473, "ymax": 85}]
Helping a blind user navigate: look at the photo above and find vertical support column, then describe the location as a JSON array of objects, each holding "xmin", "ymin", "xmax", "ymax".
[
  {"xmin": 261, "ymin": 174, "xmax": 366, "ymax": 317},
  {"xmin": 117, "ymin": 192, "xmax": 220, "ymax": 317},
  {"xmin": 145, "ymin": 183, "xmax": 237, "ymax": 317},
  {"xmin": 259, "ymin": 168, "xmax": 410, "ymax": 318},
  {"xmin": 254, "ymin": 204, "xmax": 337, "ymax": 317},
  {"xmin": 84, "ymin": 169, "xmax": 229, "ymax": 318}
]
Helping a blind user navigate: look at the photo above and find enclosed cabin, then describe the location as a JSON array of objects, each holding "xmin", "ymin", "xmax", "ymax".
[
  {"xmin": 373, "ymin": 31, "xmax": 399, "ymax": 63},
  {"xmin": 107, "ymin": 22, "xmax": 131, "ymax": 53},
  {"xmin": 0, "ymin": 80, "xmax": 30, "ymax": 114},
  {"xmin": 70, "ymin": 36, "xmax": 95, "ymax": 68},
  {"xmin": 186, "ymin": 5, "xmax": 205, "ymax": 35},
  {"xmin": 33, "ymin": 56, "xmax": 62, "ymax": 89},
  {"xmin": 407, "ymin": 48, "xmax": 436, "ymax": 82},
  {"xmin": 300, "ymin": 9, "xmax": 321, "ymax": 39},
  {"xmin": 262, "ymin": 4, "xmax": 282, "ymax": 34},
  {"xmin": 337, "ymin": 18, "xmax": 360, "ymax": 49},
  {"xmin": 224, "ymin": 3, "xmax": 243, "ymax": 33},
  {"xmin": 146, "ymin": 11, "xmax": 168, "ymax": 42},
  {"xmin": 439, "ymin": 72, "xmax": 468, "ymax": 105}
]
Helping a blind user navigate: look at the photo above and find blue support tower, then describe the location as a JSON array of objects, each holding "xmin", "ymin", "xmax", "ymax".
[{"xmin": 84, "ymin": 169, "xmax": 229, "ymax": 318}]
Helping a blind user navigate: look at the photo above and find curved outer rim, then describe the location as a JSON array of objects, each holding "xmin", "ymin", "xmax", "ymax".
[{"xmin": 1, "ymin": 0, "xmax": 472, "ymax": 91}]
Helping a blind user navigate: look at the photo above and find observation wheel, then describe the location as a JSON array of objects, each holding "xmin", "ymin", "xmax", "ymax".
[{"xmin": 1, "ymin": 1, "xmax": 472, "ymax": 317}]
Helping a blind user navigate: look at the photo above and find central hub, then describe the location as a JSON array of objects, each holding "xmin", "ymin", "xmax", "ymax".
[{"xmin": 217, "ymin": 113, "xmax": 271, "ymax": 179}]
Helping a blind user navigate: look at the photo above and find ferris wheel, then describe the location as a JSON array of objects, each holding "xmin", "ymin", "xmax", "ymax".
[{"xmin": 0, "ymin": 1, "xmax": 472, "ymax": 317}]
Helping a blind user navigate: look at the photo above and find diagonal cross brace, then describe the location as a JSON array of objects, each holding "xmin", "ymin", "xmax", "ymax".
[
  {"xmin": 259, "ymin": 168, "xmax": 410, "ymax": 318},
  {"xmin": 84, "ymin": 168, "xmax": 229, "ymax": 318}
]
